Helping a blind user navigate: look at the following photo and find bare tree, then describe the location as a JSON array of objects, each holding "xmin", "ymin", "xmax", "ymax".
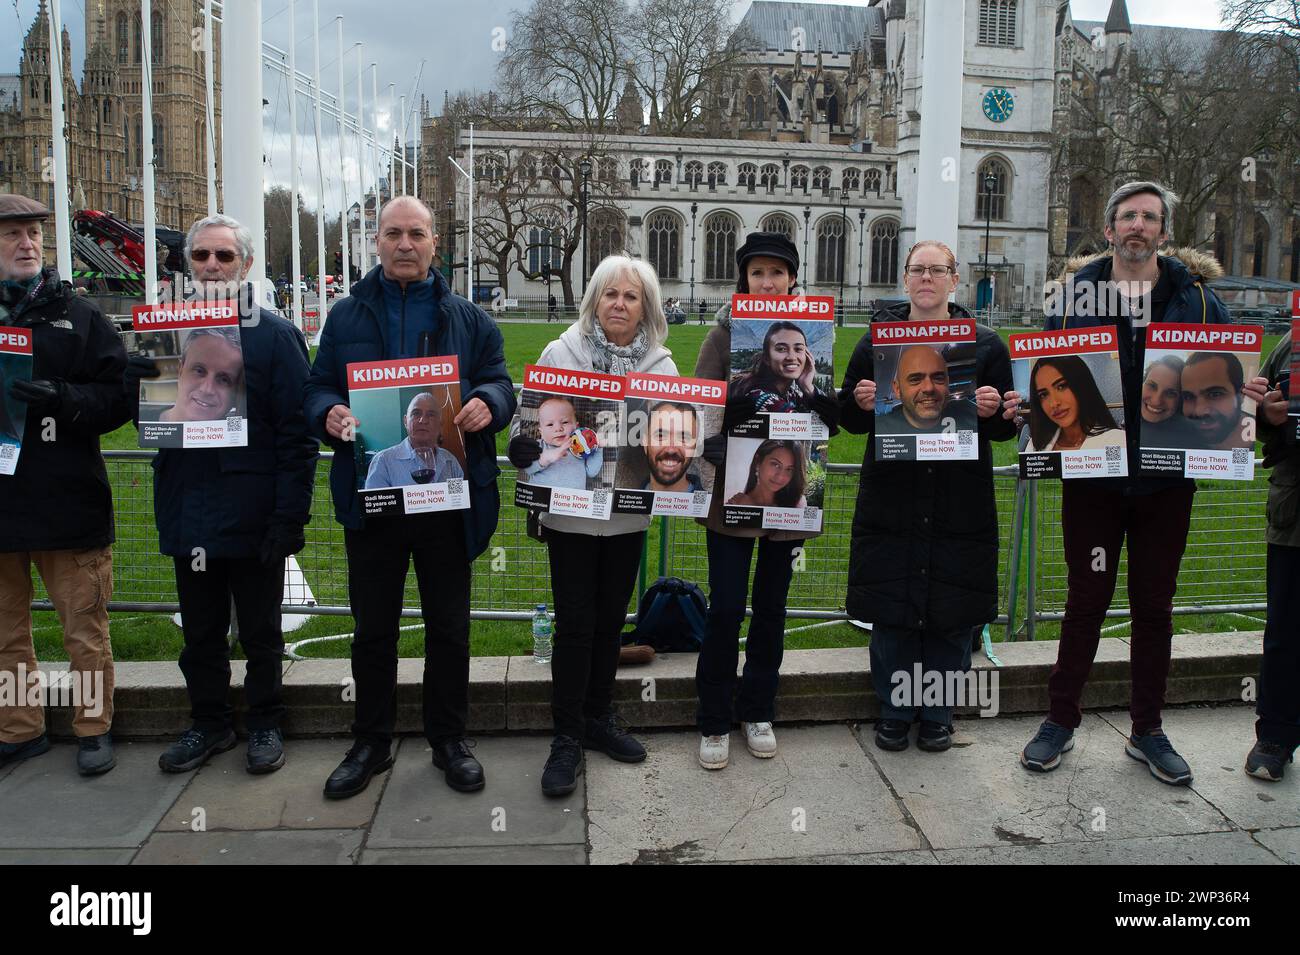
[{"xmin": 628, "ymin": 0, "xmax": 757, "ymax": 135}]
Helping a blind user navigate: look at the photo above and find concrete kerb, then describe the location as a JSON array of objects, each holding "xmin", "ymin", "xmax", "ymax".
[{"xmin": 37, "ymin": 632, "xmax": 1264, "ymax": 739}]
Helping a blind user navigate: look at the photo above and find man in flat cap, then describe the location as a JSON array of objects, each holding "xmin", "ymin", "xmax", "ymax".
[{"xmin": 0, "ymin": 194, "xmax": 131, "ymax": 776}]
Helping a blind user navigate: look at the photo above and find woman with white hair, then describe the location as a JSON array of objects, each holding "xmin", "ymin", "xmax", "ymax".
[{"xmin": 508, "ymin": 254, "xmax": 677, "ymax": 797}]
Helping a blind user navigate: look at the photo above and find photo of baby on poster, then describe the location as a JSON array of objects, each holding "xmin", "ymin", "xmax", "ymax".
[
  {"xmin": 612, "ymin": 373, "xmax": 724, "ymax": 518},
  {"xmin": 1137, "ymin": 323, "xmax": 1263, "ymax": 481},
  {"xmin": 871, "ymin": 318, "xmax": 978, "ymax": 461},
  {"xmin": 346, "ymin": 356, "xmax": 469, "ymax": 516},
  {"xmin": 1010, "ymin": 327, "xmax": 1127, "ymax": 480},
  {"xmin": 130, "ymin": 300, "xmax": 248, "ymax": 448},
  {"xmin": 0, "ymin": 326, "xmax": 33, "ymax": 477},
  {"xmin": 514, "ymin": 364, "xmax": 623, "ymax": 520}
]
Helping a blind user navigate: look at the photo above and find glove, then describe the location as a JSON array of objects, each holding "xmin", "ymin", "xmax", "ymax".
[
  {"xmin": 701, "ymin": 432, "xmax": 727, "ymax": 468},
  {"xmin": 508, "ymin": 434, "xmax": 542, "ymax": 468},
  {"xmin": 260, "ymin": 524, "xmax": 306, "ymax": 565},
  {"xmin": 8, "ymin": 377, "xmax": 65, "ymax": 412},
  {"xmin": 124, "ymin": 355, "xmax": 160, "ymax": 384},
  {"xmin": 808, "ymin": 389, "xmax": 841, "ymax": 436}
]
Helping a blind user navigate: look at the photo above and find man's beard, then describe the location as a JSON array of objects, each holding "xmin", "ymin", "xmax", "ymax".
[
  {"xmin": 1188, "ymin": 408, "xmax": 1241, "ymax": 448},
  {"xmin": 648, "ymin": 448, "xmax": 688, "ymax": 486},
  {"xmin": 1115, "ymin": 236, "xmax": 1156, "ymax": 265}
]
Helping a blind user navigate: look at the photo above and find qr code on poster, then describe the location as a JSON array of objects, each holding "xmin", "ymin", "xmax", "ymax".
[
  {"xmin": 1232, "ymin": 448, "xmax": 1249, "ymax": 466},
  {"xmin": 1105, "ymin": 446, "xmax": 1121, "ymax": 462},
  {"xmin": 447, "ymin": 478, "xmax": 465, "ymax": 496},
  {"xmin": 226, "ymin": 414, "xmax": 243, "ymax": 434},
  {"xmin": 592, "ymin": 489, "xmax": 610, "ymax": 509},
  {"xmin": 957, "ymin": 431, "xmax": 974, "ymax": 447}
]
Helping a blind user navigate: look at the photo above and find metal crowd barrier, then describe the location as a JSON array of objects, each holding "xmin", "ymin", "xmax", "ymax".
[{"xmin": 30, "ymin": 452, "xmax": 1271, "ymax": 640}]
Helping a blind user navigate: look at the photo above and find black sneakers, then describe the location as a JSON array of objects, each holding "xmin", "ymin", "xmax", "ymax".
[
  {"xmin": 159, "ymin": 727, "xmax": 237, "ymax": 773},
  {"xmin": 246, "ymin": 728, "xmax": 286, "ymax": 775},
  {"xmin": 541, "ymin": 735, "xmax": 584, "ymax": 797},
  {"xmin": 583, "ymin": 712, "xmax": 646, "ymax": 763},
  {"xmin": 874, "ymin": 718, "xmax": 910, "ymax": 752},
  {"xmin": 76, "ymin": 733, "xmax": 117, "ymax": 776},
  {"xmin": 1125, "ymin": 729, "xmax": 1193, "ymax": 786},
  {"xmin": 917, "ymin": 721, "xmax": 953, "ymax": 753},
  {"xmin": 0, "ymin": 733, "xmax": 50, "ymax": 768},
  {"xmin": 1020, "ymin": 720, "xmax": 1075, "ymax": 772},
  {"xmin": 1244, "ymin": 739, "xmax": 1292, "ymax": 782}
]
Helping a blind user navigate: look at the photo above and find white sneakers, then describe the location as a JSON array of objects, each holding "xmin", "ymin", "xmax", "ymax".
[
  {"xmin": 699, "ymin": 723, "xmax": 778, "ymax": 770},
  {"xmin": 699, "ymin": 734, "xmax": 730, "ymax": 770},
  {"xmin": 743, "ymin": 721, "xmax": 777, "ymax": 758}
]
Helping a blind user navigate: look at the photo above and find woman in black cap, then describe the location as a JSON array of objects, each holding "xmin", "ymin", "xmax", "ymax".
[{"xmin": 692, "ymin": 232, "xmax": 839, "ymax": 769}]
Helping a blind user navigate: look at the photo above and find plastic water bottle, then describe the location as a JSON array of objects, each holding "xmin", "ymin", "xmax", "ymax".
[{"xmin": 532, "ymin": 605, "xmax": 553, "ymax": 664}]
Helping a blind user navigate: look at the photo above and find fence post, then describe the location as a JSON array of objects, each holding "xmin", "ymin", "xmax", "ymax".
[
  {"xmin": 1025, "ymin": 479, "xmax": 1038, "ymax": 642},
  {"xmin": 1003, "ymin": 476, "xmax": 1028, "ymax": 643}
]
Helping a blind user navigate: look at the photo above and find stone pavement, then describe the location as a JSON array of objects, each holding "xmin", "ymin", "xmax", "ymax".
[{"xmin": 1, "ymin": 704, "xmax": 1294, "ymax": 865}]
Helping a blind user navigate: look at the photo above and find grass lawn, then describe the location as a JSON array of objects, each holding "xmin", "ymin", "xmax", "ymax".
[{"xmin": 31, "ymin": 319, "xmax": 1278, "ymax": 662}]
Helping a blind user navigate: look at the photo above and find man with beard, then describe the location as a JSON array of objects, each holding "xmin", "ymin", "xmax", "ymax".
[
  {"xmin": 364, "ymin": 391, "xmax": 464, "ymax": 489},
  {"xmin": 1004, "ymin": 181, "xmax": 1231, "ymax": 787},
  {"xmin": 640, "ymin": 400, "xmax": 702, "ymax": 492},
  {"xmin": 1180, "ymin": 352, "xmax": 1248, "ymax": 451},
  {"xmin": 875, "ymin": 345, "xmax": 952, "ymax": 435}
]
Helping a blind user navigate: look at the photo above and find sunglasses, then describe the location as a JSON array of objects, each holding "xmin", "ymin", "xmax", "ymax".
[{"xmin": 190, "ymin": 249, "xmax": 239, "ymax": 263}]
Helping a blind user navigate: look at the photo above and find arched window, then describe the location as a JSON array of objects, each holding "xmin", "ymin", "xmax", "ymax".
[
  {"xmin": 646, "ymin": 211, "xmax": 681, "ymax": 280},
  {"xmin": 738, "ymin": 163, "xmax": 757, "ymax": 192},
  {"xmin": 707, "ymin": 161, "xmax": 727, "ymax": 188},
  {"xmin": 116, "ymin": 13, "xmax": 129, "ymax": 64},
  {"xmin": 103, "ymin": 98, "xmax": 111, "ymax": 124},
  {"xmin": 133, "ymin": 15, "xmax": 142, "ymax": 65},
  {"xmin": 153, "ymin": 113, "xmax": 164, "ymax": 169},
  {"xmin": 790, "ymin": 165, "xmax": 809, "ymax": 192},
  {"xmin": 1214, "ymin": 216, "xmax": 1231, "ymax": 268},
  {"xmin": 745, "ymin": 92, "xmax": 766, "ymax": 125},
  {"xmin": 195, "ymin": 120, "xmax": 204, "ymax": 168},
  {"xmin": 1252, "ymin": 214, "xmax": 1269, "ymax": 277},
  {"xmin": 628, "ymin": 158, "xmax": 647, "ymax": 187},
  {"xmin": 761, "ymin": 213, "xmax": 796, "ymax": 240},
  {"xmin": 826, "ymin": 90, "xmax": 840, "ymax": 126},
  {"xmin": 597, "ymin": 157, "xmax": 617, "ymax": 183},
  {"xmin": 654, "ymin": 159, "xmax": 673, "ymax": 186},
  {"xmin": 151, "ymin": 12, "xmax": 164, "ymax": 65},
  {"xmin": 589, "ymin": 209, "xmax": 625, "ymax": 264},
  {"xmin": 816, "ymin": 216, "xmax": 848, "ymax": 284},
  {"xmin": 976, "ymin": 157, "xmax": 1010, "ymax": 221},
  {"xmin": 527, "ymin": 212, "xmax": 565, "ymax": 275},
  {"xmin": 760, "ymin": 164, "xmax": 780, "ymax": 192},
  {"xmin": 870, "ymin": 218, "xmax": 900, "ymax": 285},
  {"xmin": 864, "ymin": 168, "xmax": 881, "ymax": 193},
  {"xmin": 842, "ymin": 168, "xmax": 861, "ymax": 194},
  {"xmin": 479, "ymin": 154, "xmax": 505, "ymax": 184},
  {"xmin": 684, "ymin": 160, "xmax": 704, "ymax": 188},
  {"xmin": 704, "ymin": 213, "xmax": 739, "ymax": 282},
  {"xmin": 812, "ymin": 166, "xmax": 831, "ymax": 194}
]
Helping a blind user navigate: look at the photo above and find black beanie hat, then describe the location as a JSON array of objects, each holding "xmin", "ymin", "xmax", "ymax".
[{"xmin": 735, "ymin": 231, "xmax": 799, "ymax": 277}]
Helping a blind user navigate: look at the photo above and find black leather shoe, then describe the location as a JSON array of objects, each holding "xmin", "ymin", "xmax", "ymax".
[
  {"xmin": 541, "ymin": 735, "xmax": 584, "ymax": 797},
  {"xmin": 246, "ymin": 728, "xmax": 285, "ymax": 775},
  {"xmin": 323, "ymin": 742, "xmax": 393, "ymax": 800},
  {"xmin": 917, "ymin": 721, "xmax": 953, "ymax": 752},
  {"xmin": 584, "ymin": 712, "xmax": 646, "ymax": 763},
  {"xmin": 874, "ymin": 718, "xmax": 910, "ymax": 752},
  {"xmin": 0, "ymin": 733, "xmax": 50, "ymax": 768},
  {"xmin": 432, "ymin": 739, "xmax": 485, "ymax": 792}
]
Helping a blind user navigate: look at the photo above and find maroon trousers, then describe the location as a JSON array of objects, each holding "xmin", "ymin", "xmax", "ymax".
[{"xmin": 1047, "ymin": 482, "xmax": 1195, "ymax": 735}]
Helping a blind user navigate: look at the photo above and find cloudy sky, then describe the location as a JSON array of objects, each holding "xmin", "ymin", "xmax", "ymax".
[{"xmin": 3, "ymin": 0, "xmax": 1228, "ymax": 216}]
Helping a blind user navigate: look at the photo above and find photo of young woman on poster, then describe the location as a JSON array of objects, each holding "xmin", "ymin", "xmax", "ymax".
[
  {"xmin": 725, "ymin": 438, "xmax": 807, "ymax": 508},
  {"xmin": 1024, "ymin": 355, "xmax": 1125, "ymax": 453},
  {"xmin": 729, "ymin": 321, "xmax": 828, "ymax": 414}
]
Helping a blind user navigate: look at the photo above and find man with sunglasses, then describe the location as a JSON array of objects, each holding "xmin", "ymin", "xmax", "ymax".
[
  {"xmin": 0, "ymin": 194, "xmax": 130, "ymax": 776},
  {"xmin": 1002, "ymin": 182, "xmax": 1236, "ymax": 785},
  {"xmin": 126, "ymin": 214, "xmax": 318, "ymax": 776}
]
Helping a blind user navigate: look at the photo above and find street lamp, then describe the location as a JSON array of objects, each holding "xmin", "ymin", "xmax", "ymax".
[
  {"xmin": 857, "ymin": 207, "xmax": 867, "ymax": 309},
  {"xmin": 782, "ymin": 154, "xmax": 790, "ymax": 193},
  {"xmin": 445, "ymin": 197, "xmax": 455, "ymax": 290},
  {"xmin": 689, "ymin": 201, "xmax": 699, "ymax": 308},
  {"xmin": 675, "ymin": 147, "xmax": 682, "ymax": 183},
  {"xmin": 802, "ymin": 205, "xmax": 811, "ymax": 291},
  {"xmin": 982, "ymin": 171, "xmax": 996, "ymax": 317},
  {"xmin": 579, "ymin": 157, "xmax": 592, "ymax": 295},
  {"xmin": 837, "ymin": 193, "xmax": 848, "ymax": 325}
]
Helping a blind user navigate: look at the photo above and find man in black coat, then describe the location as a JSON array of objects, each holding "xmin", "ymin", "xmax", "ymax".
[
  {"xmin": 0, "ymin": 194, "xmax": 130, "ymax": 776},
  {"xmin": 304, "ymin": 196, "xmax": 515, "ymax": 799},
  {"xmin": 128, "ymin": 214, "xmax": 318, "ymax": 776}
]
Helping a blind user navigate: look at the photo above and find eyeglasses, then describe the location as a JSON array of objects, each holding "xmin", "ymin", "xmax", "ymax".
[
  {"xmin": 190, "ymin": 249, "xmax": 239, "ymax": 263},
  {"xmin": 904, "ymin": 265, "xmax": 954, "ymax": 277},
  {"xmin": 1116, "ymin": 211, "xmax": 1163, "ymax": 226}
]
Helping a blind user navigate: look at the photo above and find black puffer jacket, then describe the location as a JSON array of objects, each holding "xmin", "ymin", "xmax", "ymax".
[
  {"xmin": 838, "ymin": 301, "xmax": 1017, "ymax": 631},
  {"xmin": 0, "ymin": 268, "xmax": 130, "ymax": 551}
]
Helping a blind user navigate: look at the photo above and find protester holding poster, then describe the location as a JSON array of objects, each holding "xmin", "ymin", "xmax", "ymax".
[
  {"xmin": 0, "ymin": 327, "xmax": 33, "ymax": 474},
  {"xmin": 1247, "ymin": 330, "xmax": 1300, "ymax": 780},
  {"xmin": 507, "ymin": 255, "xmax": 675, "ymax": 797},
  {"xmin": 840, "ymin": 239, "xmax": 1014, "ymax": 753},
  {"xmin": 1002, "ymin": 182, "xmax": 1232, "ymax": 785},
  {"xmin": 0, "ymin": 193, "xmax": 129, "ymax": 777},
  {"xmin": 305, "ymin": 196, "xmax": 515, "ymax": 799},
  {"xmin": 1137, "ymin": 324, "xmax": 1263, "ymax": 480},
  {"xmin": 870, "ymin": 319, "xmax": 979, "ymax": 460},
  {"xmin": 125, "ymin": 214, "xmax": 318, "ymax": 777},
  {"xmin": 693, "ymin": 232, "xmax": 839, "ymax": 771}
]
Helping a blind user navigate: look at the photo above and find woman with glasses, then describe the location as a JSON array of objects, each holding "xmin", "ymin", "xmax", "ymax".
[{"xmin": 839, "ymin": 240, "xmax": 1017, "ymax": 752}]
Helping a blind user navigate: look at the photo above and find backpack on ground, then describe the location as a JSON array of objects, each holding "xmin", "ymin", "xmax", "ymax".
[{"xmin": 624, "ymin": 576, "xmax": 708, "ymax": 653}]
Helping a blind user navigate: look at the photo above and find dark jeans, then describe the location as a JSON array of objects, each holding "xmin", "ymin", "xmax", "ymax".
[
  {"xmin": 696, "ymin": 530, "xmax": 798, "ymax": 736},
  {"xmin": 174, "ymin": 555, "xmax": 286, "ymax": 734},
  {"xmin": 1258, "ymin": 543, "xmax": 1300, "ymax": 751},
  {"xmin": 344, "ymin": 512, "xmax": 470, "ymax": 748},
  {"xmin": 1048, "ymin": 483, "xmax": 1194, "ymax": 735},
  {"xmin": 870, "ymin": 625, "xmax": 973, "ymax": 724},
  {"xmin": 545, "ymin": 528, "xmax": 644, "ymax": 739}
]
